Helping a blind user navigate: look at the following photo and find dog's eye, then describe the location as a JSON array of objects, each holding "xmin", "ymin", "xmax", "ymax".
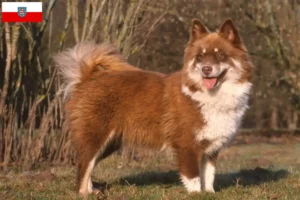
[
  {"xmin": 216, "ymin": 52, "xmax": 225, "ymax": 61},
  {"xmin": 197, "ymin": 53, "xmax": 204, "ymax": 60}
]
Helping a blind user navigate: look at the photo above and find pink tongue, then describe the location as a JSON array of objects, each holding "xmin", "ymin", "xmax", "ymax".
[{"xmin": 203, "ymin": 78, "xmax": 217, "ymax": 89}]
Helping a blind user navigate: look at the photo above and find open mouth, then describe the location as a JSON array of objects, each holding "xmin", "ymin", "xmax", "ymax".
[
  {"xmin": 202, "ymin": 70, "xmax": 227, "ymax": 90},
  {"xmin": 203, "ymin": 77, "xmax": 218, "ymax": 89}
]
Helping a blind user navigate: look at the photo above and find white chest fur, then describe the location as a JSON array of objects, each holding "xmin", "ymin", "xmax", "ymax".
[{"xmin": 182, "ymin": 82, "xmax": 252, "ymax": 154}]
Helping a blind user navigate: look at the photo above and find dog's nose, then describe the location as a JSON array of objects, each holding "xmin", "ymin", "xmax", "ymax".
[{"xmin": 202, "ymin": 66, "xmax": 212, "ymax": 75}]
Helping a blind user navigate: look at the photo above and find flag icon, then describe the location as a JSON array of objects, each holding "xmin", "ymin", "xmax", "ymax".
[
  {"xmin": 18, "ymin": 7, "xmax": 27, "ymax": 18},
  {"xmin": 2, "ymin": 2, "xmax": 42, "ymax": 22}
]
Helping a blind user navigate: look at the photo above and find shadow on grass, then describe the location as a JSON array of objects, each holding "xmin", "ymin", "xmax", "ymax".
[
  {"xmin": 119, "ymin": 170, "xmax": 180, "ymax": 186},
  {"xmin": 214, "ymin": 167, "xmax": 289, "ymax": 191},
  {"xmin": 109, "ymin": 167, "xmax": 289, "ymax": 190}
]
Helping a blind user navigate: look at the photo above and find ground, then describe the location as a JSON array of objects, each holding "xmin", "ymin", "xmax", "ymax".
[{"xmin": 0, "ymin": 135, "xmax": 300, "ymax": 200}]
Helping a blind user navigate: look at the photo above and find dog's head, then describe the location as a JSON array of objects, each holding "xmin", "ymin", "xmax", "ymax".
[{"xmin": 183, "ymin": 19, "xmax": 253, "ymax": 91}]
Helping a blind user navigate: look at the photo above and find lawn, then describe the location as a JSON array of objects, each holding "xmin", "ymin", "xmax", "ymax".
[{"xmin": 1, "ymin": 135, "xmax": 300, "ymax": 200}]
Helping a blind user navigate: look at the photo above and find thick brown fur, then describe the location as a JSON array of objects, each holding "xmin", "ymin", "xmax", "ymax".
[{"xmin": 54, "ymin": 19, "xmax": 253, "ymax": 196}]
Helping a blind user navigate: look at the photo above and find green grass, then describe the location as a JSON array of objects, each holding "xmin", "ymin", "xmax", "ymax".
[{"xmin": 1, "ymin": 142, "xmax": 300, "ymax": 200}]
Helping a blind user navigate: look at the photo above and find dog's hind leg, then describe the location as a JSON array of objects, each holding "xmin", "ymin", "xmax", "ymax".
[
  {"xmin": 78, "ymin": 149, "xmax": 98, "ymax": 196},
  {"xmin": 76, "ymin": 130, "xmax": 121, "ymax": 196}
]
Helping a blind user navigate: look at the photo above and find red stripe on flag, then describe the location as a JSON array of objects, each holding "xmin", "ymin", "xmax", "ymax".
[{"xmin": 2, "ymin": 12, "xmax": 42, "ymax": 22}]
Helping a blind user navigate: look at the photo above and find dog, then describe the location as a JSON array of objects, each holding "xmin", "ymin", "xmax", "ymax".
[{"xmin": 54, "ymin": 18, "xmax": 253, "ymax": 196}]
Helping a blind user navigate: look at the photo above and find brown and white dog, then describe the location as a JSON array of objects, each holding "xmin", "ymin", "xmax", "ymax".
[{"xmin": 54, "ymin": 19, "xmax": 253, "ymax": 196}]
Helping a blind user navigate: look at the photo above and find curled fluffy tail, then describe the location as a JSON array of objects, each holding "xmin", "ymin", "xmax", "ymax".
[{"xmin": 54, "ymin": 42, "xmax": 137, "ymax": 99}]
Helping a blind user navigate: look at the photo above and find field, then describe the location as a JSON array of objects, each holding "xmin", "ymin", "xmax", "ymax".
[{"xmin": 0, "ymin": 135, "xmax": 300, "ymax": 200}]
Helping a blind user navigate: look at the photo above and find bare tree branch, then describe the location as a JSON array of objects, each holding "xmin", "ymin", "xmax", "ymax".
[
  {"xmin": 71, "ymin": 0, "xmax": 80, "ymax": 43},
  {"xmin": 86, "ymin": 0, "xmax": 108, "ymax": 40},
  {"xmin": 0, "ymin": 23, "xmax": 12, "ymax": 117},
  {"xmin": 81, "ymin": 0, "xmax": 91, "ymax": 41}
]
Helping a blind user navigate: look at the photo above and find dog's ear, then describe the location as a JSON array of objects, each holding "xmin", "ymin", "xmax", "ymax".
[
  {"xmin": 190, "ymin": 18, "xmax": 209, "ymax": 41},
  {"xmin": 219, "ymin": 19, "xmax": 242, "ymax": 46}
]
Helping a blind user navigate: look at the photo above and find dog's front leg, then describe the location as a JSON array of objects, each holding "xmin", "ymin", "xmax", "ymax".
[
  {"xmin": 200, "ymin": 151, "xmax": 219, "ymax": 193},
  {"xmin": 176, "ymin": 147, "xmax": 201, "ymax": 193}
]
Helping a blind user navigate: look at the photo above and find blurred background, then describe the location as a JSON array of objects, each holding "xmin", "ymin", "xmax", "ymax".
[{"xmin": 0, "ymin": 0, "xmax": 299, "ymax": 168}]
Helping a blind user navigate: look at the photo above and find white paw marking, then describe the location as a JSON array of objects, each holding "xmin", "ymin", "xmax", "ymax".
[
  {"xmin": 201, "ymin": 162, "xmax": 216, "ymax": 192},
  {"xmin": 181, "ymin": 175, "xmax": 201, "ymax": 193}
]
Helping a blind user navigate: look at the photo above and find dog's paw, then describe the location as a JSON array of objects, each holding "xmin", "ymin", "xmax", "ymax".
[
  {"xmin": 204, "ymin": 188, "xmax": 215, "ymax": 193},
  {"xmin": 93, "ymin": 189, "xmax": 106, "ymax": 200}
]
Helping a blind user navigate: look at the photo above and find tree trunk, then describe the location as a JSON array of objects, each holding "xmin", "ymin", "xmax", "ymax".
[
  {"xmin": 270, "ymin": 105, "xmax": 278, "ymax": 130},
  {"xmin": 287, "ymin": 107, "xmax": 298, "ymax": 130},
  {"xmin": 255, "ymin": 104, "xmax": 264, "ymax": 130}
]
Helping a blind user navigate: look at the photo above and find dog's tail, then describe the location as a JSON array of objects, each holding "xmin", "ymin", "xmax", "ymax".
[{"xmin": 54, "ymin": 42, "xmax": 138, "ymax": 99}]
